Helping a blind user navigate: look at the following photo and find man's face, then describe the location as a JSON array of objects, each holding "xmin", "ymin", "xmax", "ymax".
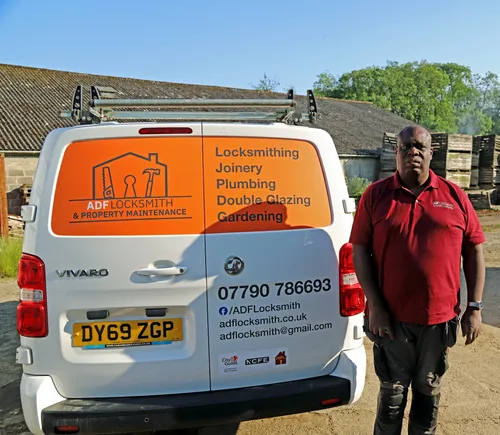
[{"xmin": 396, "ymin": 127, "xmax": 433, "ymax": 176}]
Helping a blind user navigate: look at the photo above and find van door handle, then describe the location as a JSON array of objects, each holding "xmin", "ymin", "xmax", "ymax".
[{"xmin": 135, "ymin": 266, "xmax": 188, "ymax": 277}]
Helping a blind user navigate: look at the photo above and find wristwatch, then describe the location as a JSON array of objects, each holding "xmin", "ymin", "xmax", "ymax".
[{"xmin": 467, "ymin": 301, "xmax": 484, "ymax": 310}]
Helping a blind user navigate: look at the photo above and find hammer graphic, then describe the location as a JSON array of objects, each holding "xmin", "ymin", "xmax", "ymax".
[{"xmin": 143, "ymin": 168, "xmax": 160, "ymax": 197}]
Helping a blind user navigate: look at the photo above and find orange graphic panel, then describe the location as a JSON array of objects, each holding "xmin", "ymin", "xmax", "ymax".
[
  {"xmin": 51, "ymin": 137, "xmax": 204, "ymax": 236},
  {"xmin": 203, "ymin": 137, "xmax": 332, "ymax": 233}
]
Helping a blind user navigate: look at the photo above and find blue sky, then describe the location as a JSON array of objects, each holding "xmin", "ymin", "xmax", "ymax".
[{"xmin": 1, "ymin": 0, "xmax": 499, "ymax": 95}]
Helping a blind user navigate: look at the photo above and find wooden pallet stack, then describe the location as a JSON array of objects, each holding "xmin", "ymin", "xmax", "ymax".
[
  {"xmin": 471, "ymin": 136, "xmax": 481, "ymax": 188},
  {"xmin": 379, "ymin": 132, "xmax": 398, "ymax": 180},
  {"xmin": 430, "ymin": 133, "xmax": 472, "ymax": 189},
  {"xmin": 475, "ymin": 134, "xmax": 500, "ymax": 189},
  {"xmin": 20, "ymin": 183, "xmax": 32, "ymax": 205}
]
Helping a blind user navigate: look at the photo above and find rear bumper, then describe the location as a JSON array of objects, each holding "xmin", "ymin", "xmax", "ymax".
[
  {"xmin": 40, "ymin": 375, "xmax": 350, "ymax": 434},
  {"xmin": 21, "ymin": 346, "xmax": 365, "ymax": 434}
]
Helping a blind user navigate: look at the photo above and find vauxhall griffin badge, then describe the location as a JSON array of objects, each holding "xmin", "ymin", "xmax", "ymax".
[{"xmin": 224, "ymin": 256, "xmax": 244, "ymax": 275}]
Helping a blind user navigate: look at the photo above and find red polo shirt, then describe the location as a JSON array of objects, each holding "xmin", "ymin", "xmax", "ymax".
[{"xmin": 349, "ymin": 170, "xmax": 485, "ymax": 325}]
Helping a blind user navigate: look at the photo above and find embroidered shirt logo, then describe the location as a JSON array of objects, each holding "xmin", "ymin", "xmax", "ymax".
[{"xmin": 433, "ymin": 201, "xmax": 454, "ymax": 210}]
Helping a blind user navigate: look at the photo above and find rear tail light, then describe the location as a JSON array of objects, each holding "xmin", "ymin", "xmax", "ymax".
[
  {"xmin": 339, "ymin": 243, "xmax": 365, "ymax": 317},
  {"xmin": 17, "ymin": 253, "xmax": 48, "ymax": 337}
]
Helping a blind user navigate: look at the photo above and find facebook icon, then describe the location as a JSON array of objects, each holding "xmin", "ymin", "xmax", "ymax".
[{"xmin": 219, "ymin": 307, "xmax": 228, "ymax": 316}]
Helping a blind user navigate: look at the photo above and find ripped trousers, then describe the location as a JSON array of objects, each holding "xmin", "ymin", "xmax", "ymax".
[{"xmin": 364, "ymin": 316, "xmax": 459, "ymax": 435}]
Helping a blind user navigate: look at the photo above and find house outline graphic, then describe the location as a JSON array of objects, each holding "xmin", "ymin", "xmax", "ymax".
[{"xmin": 92, "ymin": 152, "xmax": 168, "ymax": 200}]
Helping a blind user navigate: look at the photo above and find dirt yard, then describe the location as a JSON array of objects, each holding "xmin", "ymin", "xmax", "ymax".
[{"xmin": 2, "ymin": 211, "xmax": 500, "ymax": 435}]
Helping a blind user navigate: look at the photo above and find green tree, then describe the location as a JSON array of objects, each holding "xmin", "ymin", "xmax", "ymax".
[
  {"xmin": 313, "ymin": 72, "xmax": 338, "ymax": 97},
  {"xmin": 473, "ymin": 72, "xmax": 500, "ymax": 134},
  {"xmin": 251, "ymin": 73, "xmax": 280, "ymax": 92},
  {"xmin": 347, "ymin": 177, "xmax": 371, "ymax": 198},
  {"xmin": 312, "ymin": 60, "xmax": 500, "ymax": 135},
  {"xmin": 412, "ymin": 62, "xmax": 456, "ymax": 131}
]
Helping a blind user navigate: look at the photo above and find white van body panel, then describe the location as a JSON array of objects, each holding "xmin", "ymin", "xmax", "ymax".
[
  {"xmin": 201, "ymin": 123, "xmax": 362, "ymax": 390},
  {"xmin": 20, "ymin": 374, "xmax": 65, "ymax": 435},
  {"xmin": 332, "ymin": 345, "xmax": 367, "ymax": 404}
]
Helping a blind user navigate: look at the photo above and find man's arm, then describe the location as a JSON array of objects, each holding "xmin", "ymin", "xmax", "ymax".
[
  {"xmin": 461, "ymin": 243, "xmax": 486, "ymax": 345},
  {"xmin": 352, "ymin": 244, "xmax": 394, "ymax": 339},
  {"xmin": 460, "ymin": 190, "xmax": 487, "ymax": 345},
  {"xmin": 352, "ymin": 244, "xmax": 384, "ymax": 309},
  {"xmin": 349, "ymin": 184, "xmax": 394, "ymax": 338},
  {"xmin": 463, "ymin": 243, "xmax": 485, "ymax": 303}
]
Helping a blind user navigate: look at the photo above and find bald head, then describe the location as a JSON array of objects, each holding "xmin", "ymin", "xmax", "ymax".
[{"xmin": 398, "ymin": 125, "xmax": 432, "ymax": 148}]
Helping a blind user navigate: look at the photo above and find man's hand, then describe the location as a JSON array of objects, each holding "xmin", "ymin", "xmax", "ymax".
[
  {"xmin": 368, "ymin": 303, "xmax": 394, "ymax": 339},
  {"xmin": 461, "ymin": 308, "xmax": 482, "ymax": 345}
]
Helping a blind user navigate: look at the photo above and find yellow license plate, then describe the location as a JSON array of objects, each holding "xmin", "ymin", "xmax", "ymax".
[{"xmin": 72, "ymin": 318, "xmax": 183, "ymax": 348}]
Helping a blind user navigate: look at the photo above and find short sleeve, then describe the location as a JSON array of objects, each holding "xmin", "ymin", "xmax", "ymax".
[
  {"xmin": 461, "ymin": 190, "xmax": 486, "ymax": 247},
  {"xmin": 349, "ymin": 184, "xmax": 374, "ymax": 247}
]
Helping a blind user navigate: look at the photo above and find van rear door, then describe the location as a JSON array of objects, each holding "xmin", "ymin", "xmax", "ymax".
[
  {"xmin": 201, "ymin": 123, "xmax": 350, "ymax": 390},
  {"xmin": 24, "ymin": 124, "xmax": 210, "ymax": 398}
]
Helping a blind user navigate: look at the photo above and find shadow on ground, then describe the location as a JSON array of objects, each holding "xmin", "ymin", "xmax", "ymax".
[{"xmin": 461, "ymin": 267, "xmax": 500, "ymax": 327}]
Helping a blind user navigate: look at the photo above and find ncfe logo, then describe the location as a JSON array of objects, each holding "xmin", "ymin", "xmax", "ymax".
[{"xmin": 245, "ymin": 356, "xmax": 270, "ymax": 365}]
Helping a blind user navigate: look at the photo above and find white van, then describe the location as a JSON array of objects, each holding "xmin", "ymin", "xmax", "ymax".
[{"xmin": 16, "ymin": 86, "xmax": 366, "ymax": 435}]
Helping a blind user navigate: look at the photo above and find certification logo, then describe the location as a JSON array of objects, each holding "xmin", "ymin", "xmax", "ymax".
[
  {"xmin": 220, "ymin": 348, "xmax": 288, "ymax": 374},
  {"xmin": 275, "ymin": 351, "xmax": 287, "ymax": 365},
  {"xmin": 220, "ymin": 354, "xmax": 239, "ymax": 373},
  {"xmin": 245, "ymin": 356, "xmax": 270, "ymax": 366}
]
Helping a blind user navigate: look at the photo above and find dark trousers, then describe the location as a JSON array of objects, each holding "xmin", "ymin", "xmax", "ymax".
[{"xmin": 364, "ymin": 315, "xmax": 459, "ymax": 435}]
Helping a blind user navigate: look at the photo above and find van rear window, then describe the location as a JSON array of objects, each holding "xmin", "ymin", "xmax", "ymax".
[
  {"xmin": 51, "ymin": 136, "xmax": 331, "ymax": 236},
  {"xmin": 51, "ymin": 137, "xmax": 205, "ymax": 236}
]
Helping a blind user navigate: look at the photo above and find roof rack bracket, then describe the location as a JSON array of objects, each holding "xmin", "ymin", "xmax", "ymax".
[
  {"xmin": 90, "ymin": 85, "xmax": 101, "ymax": 100},
  {"xmin": 307, "ymin": 89, "xmax": 319, "ymax": 123},
  {"xmin": 59, "ymin": 85, "xmax": 96, "ymax": 124}
]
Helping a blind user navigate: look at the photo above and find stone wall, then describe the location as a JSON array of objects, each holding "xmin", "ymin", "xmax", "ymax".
[{"xmin": 4, "ymin": 155, "xmax": 39, "ymax": 215}]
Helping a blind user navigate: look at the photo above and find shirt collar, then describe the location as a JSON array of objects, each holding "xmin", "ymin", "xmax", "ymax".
[{"xmin": 388, "ymin": 169, "xmax": 439, "ymax": 190}]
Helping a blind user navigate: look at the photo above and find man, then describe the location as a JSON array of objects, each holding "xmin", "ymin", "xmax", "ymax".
[{"xmin": 349, "ymin": 125, "xmax": 486, "ymax": 435}]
